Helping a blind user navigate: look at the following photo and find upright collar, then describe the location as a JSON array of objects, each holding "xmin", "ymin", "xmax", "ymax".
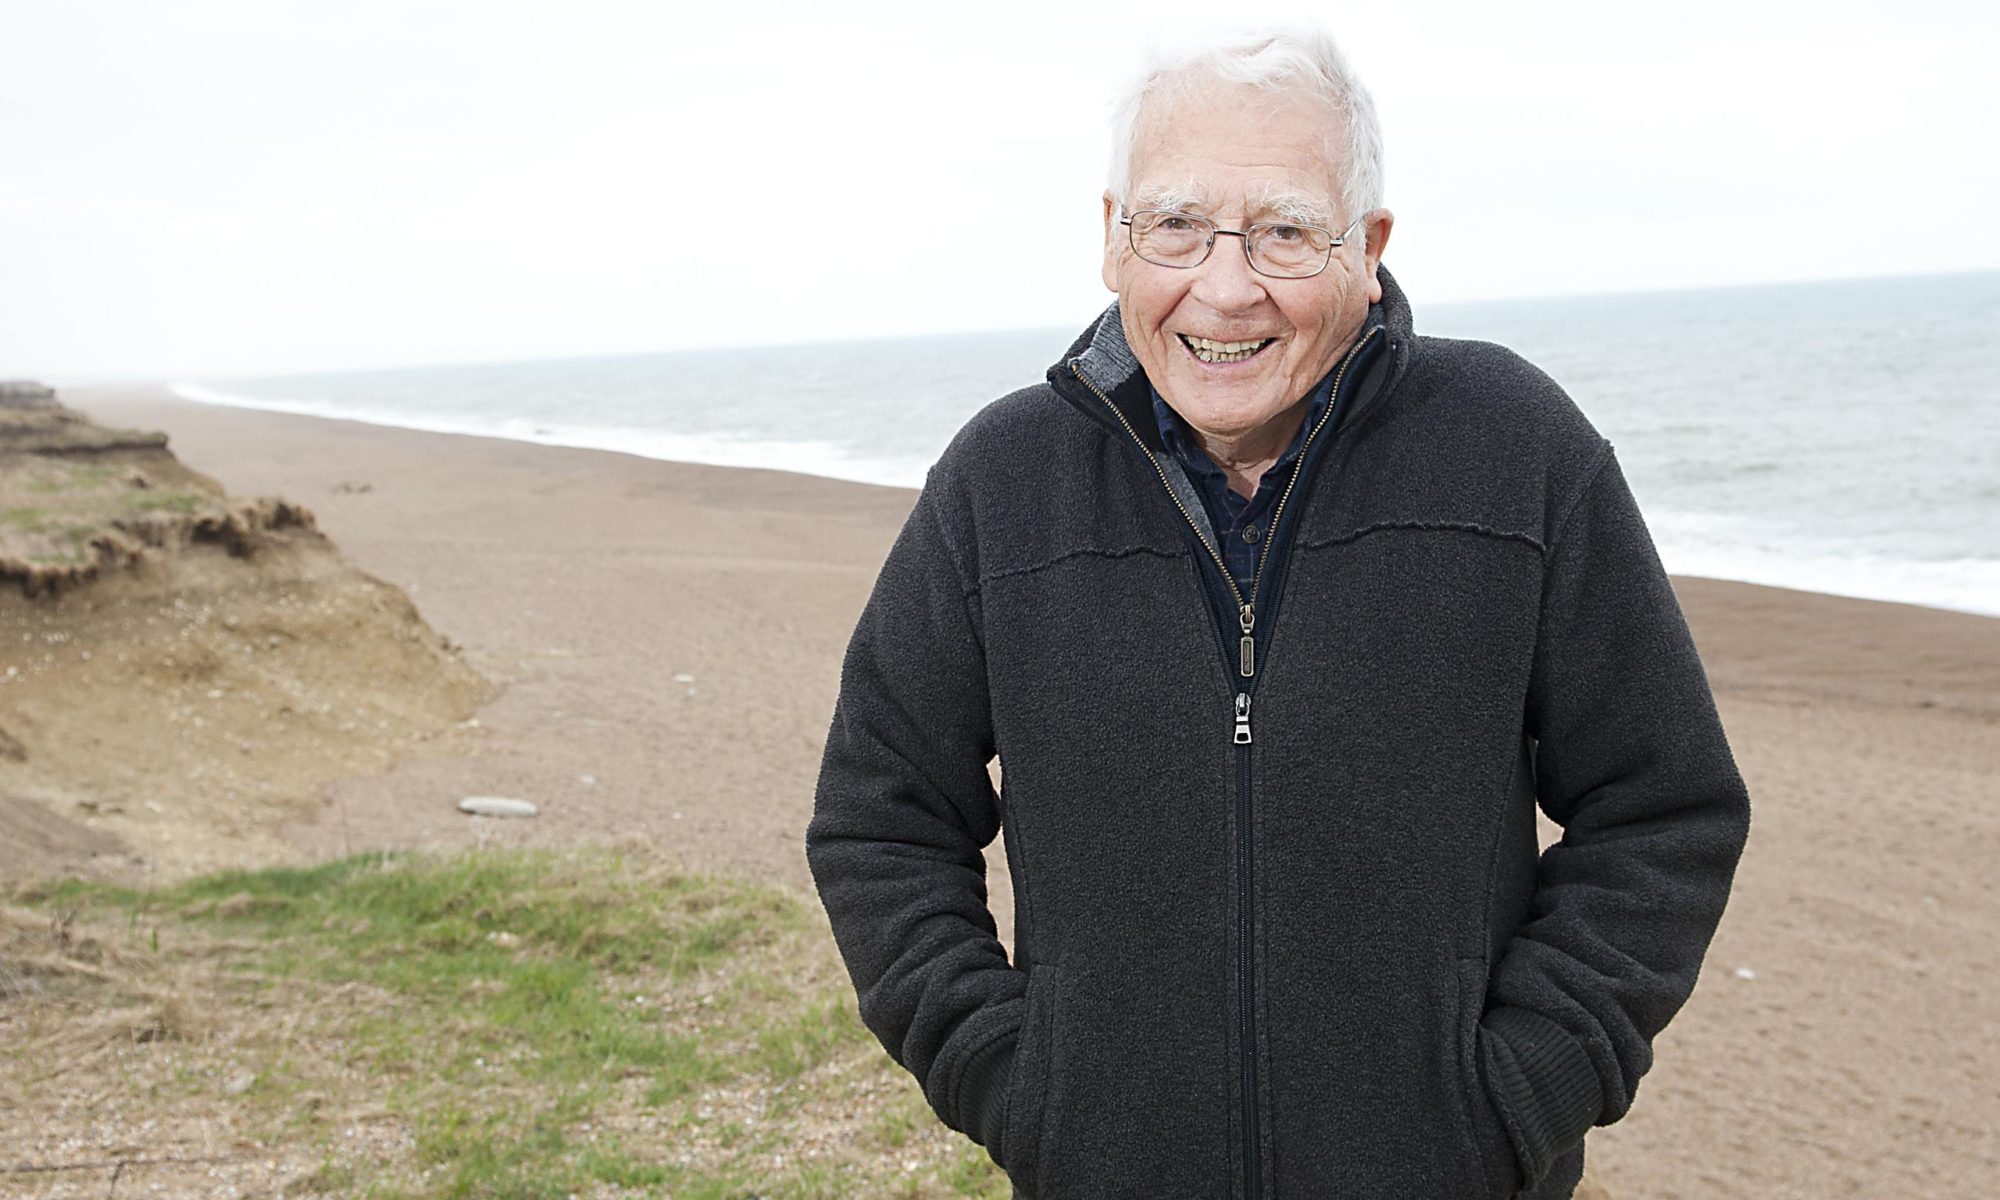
[{"xmin": 1050, "ymin": 262, "xmax": 1417, "ymax": 455}]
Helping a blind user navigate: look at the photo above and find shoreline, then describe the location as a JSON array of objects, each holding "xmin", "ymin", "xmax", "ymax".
[
  {"xmin": 156, "ymin": 379, "xmax": 2000, "ymax": 622},
  {"xmin": 30, "ymin": 383, "xmax": 2000, "ymax": 1199},
  {"xmin": 166, "ymin": 379, "xmax": 933, "ymax": 493}
]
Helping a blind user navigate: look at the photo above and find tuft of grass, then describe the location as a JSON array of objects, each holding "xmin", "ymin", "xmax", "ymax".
[
  {"xmin": 9, "ymin": 846, "xmax": 1007, "ymax": 1199},
  {"xmin": 123, "ymin": 490, "xmax": 204, "ymax": 516}
]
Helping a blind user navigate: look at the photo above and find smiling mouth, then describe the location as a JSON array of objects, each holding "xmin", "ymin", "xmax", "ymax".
[{"xmin": 1178, "ymin": 334, "xmax": 1277, "ymax": 365}]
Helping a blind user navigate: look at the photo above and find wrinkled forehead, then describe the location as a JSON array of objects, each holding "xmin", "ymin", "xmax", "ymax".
[
  {"xmin": 1130, "ymin": 179, "xmax": 1336, "ymax": 227},
  {"xmin": 1124, "ymin": 83, "xmax": 1345, "ymax": 224}
]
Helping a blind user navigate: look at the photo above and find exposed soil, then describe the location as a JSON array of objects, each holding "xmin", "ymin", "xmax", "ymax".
[{"xmin": 0, "ymin": 393, "xmax": 492, "ymax": 883}]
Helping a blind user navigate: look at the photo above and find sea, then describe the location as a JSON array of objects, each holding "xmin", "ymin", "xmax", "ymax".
[{"xmin": 173, "ymin": 271, "xmax": 2000, "ymax": 618}]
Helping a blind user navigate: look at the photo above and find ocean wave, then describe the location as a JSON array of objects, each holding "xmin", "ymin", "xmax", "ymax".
[
  {"xmin": 168, "ymin": 382, "xmax": 929, "ymax": 490},
  {"xmin": 1655, "ymin": 526, "xmax": 2000, "ymax": 618}
]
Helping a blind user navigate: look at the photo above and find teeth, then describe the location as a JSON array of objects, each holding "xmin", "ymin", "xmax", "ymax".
[{"xmin": 1180, "ymin": 334, "xmax": 1274, "ymax": 364}]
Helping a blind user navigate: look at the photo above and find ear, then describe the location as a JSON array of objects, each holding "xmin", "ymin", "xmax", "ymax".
[
  {"xmin": 1362, "ymin": 208, "xmax": 1394, "ymax": 303},
  {"xmin": 1101, "ymin": 191, "xmax": 1121, "ymax": 293}
]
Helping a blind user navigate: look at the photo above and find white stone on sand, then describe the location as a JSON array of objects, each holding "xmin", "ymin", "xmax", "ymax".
[{"xmin": 457, "ymin": 796, "xmax": 538, "ymax": 818}]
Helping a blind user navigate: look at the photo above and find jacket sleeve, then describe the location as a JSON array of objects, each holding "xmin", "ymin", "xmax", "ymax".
[
  {"xmin": 804, "ymin": 476, "xmax": 1025, "ymax": 1157},
  {"xmin": 1479, "ymin": 442, "xmax": 1752, "ymax": 1187}
]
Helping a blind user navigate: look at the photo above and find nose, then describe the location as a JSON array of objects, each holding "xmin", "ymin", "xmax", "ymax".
[{"xmin": 1189, "ymin": 229, "xmax": 1267, "ymax": 315}]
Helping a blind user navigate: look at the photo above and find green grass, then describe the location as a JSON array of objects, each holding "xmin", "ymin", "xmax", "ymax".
[
  {"xmin": 2, "ymin": 470, "xmax": 210, "ymax": 569},
  {"xmin": 122, "ymin": 490, "xmax": 204, "ymax": 516},
  {"xmin": 23, "ymin": 464, "xmax": 114, "ymax": 493},
  {"xmin": 12, "ymin": 847, "xmax": 1014, "ymax": 1199}
]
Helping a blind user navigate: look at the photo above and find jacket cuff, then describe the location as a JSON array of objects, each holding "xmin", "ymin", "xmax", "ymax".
[
  {"xmin": 955, "ymin": 1032, "xmax": 1018, "ymax": 1151},
  {"xmin": 1478, "ymin": 1005, "xmax": 1603, "ymax": 1185}
]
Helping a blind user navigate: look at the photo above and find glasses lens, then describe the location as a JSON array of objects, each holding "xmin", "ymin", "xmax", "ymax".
[
  {"xmin": 1130, "ymin": 211, "xmax": 1212, "ymax": 267},
  {"xmin": 1247, "ymin": 223, "xmax": 1334, "ymax": 278}
]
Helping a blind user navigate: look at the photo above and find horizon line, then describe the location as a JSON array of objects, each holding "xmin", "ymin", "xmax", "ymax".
[{"xmin": 29, "ymin": 264, "xmax": 1999, "ymax": 388}]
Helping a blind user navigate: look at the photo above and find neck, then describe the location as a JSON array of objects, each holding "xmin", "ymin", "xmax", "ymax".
[{"xmin": 1190, "ymin": 402, "xmax": 1310, "ymax": 500}]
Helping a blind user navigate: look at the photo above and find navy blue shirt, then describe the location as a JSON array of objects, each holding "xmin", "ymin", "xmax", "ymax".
[{"xmin": 1151, "ymin": 368, "xmax": 1338, "ymax": 600}]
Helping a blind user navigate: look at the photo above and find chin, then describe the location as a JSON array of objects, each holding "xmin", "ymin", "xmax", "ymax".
[
  {"xmin": 1175, "ymin": 391, "xmax": 1279, "ymax": 435},
  {"xmin": 1173, "ymin": 371, "xmax": 1278, "ymax": 408}
]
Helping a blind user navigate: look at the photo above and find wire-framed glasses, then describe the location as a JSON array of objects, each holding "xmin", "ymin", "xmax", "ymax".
[{"xmin": 1119, "ymin": 209, "xmax": 1366, "ymax": 279}]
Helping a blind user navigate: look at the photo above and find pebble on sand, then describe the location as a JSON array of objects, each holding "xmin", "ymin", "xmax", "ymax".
[{"xmin": 457, "ymin": 796, "xmax": 538, "ymax": 818}]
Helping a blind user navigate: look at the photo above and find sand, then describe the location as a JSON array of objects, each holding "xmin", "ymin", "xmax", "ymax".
[{"xmin": 41, "ymin": 385, "xmax": 2000, "ymax": 1198}]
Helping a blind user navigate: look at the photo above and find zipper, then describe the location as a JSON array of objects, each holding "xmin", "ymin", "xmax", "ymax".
[
  {"xmin": 1066, "ymin": 325, "xmax": 1386, "ymax": 1200},
  {"xmin": 1066, "ymin": 324, "xmax": 1382, "ymax": 689},
  {"xmin": 1235, "ymin": 723, "xmax": 1258, "ymax": 1195}
]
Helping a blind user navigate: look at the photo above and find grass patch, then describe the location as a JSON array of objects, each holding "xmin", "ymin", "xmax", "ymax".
[
  {"xmin": 123, "ymin": 490, "xmax": 204, "ymax": 516},
  {"xmin": 6, "ymin": 846, "xmax": 1014, "ymax": 1199},
  {"xmin": 22, "ymin": 464, "xmax": 115, "ymax": 493}
]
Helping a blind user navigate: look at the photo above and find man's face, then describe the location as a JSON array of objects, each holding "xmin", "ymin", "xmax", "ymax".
[{"xmin": 1102, "ymin": 83, "xmax": 1391, "ymax": 448}]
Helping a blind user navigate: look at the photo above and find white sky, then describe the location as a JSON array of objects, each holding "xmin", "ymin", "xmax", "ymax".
[{"xmin": 3, "ymin": 0, "xmax": 1996, "ymax": 378}]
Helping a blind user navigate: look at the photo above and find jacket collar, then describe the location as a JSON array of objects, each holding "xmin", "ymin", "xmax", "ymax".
[{"xmin": 1048, "ymin": 262, "xmax": 1417, "ymax": 454}]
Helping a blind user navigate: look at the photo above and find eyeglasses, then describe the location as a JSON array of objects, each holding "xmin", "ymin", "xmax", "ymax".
[{"xmin": 1119, "ymin": 209, "xmax": 1366, "ymax": 279}]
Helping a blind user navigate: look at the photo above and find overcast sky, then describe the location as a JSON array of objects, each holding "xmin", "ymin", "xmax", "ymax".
[{"xmin": 4, "ymin": 0, "xmax": 1995, "ymax": 379}]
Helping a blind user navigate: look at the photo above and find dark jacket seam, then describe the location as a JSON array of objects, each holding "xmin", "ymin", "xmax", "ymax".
[
  {"xmin": 1473, "ymin": 733, "xmax": 1529, "ymax": 968},
  {"xmin": 920, "ymin": 488, "xmax": 996, "ymax": 654},
  {"xmin": 1298, "ymin": 519, "xmax": 1548, "ymax": 556},
  {"xmin": 976, "ymin": 544, "xmax": 1188, "ymax": 590},
  {"xmin": 920, "ymin": 487, "xmax": 977, "ymax": 598},
  {"xmin": 1498, "ymin": 437, "xmax": 1620, "ymax": 959},
  {"xmin": 1544, "ymin": 438, "xmax": 1616, "ymax": 559},
  {"xmin": 1519, "ymin": 435, "xmax": 1618, "ymax": 744}
]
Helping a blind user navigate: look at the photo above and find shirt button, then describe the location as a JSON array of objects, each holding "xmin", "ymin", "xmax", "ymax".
[{"xmin": 1242, "ymin": 524, "xmax": 1261, "ymax": 543}]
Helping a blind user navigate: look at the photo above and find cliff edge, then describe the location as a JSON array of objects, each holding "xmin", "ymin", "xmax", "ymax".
[{"xmin": 0, "ymin": 382, "xmax": 494, "ymax": 881}]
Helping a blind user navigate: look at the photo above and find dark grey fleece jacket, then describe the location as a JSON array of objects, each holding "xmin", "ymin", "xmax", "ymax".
[{"xmin": 805, "ymin": 265, "xmax": 1751, "ymax": 1200}]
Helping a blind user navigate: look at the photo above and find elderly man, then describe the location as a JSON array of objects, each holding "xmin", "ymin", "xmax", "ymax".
[{"xmin": 806, "ymin": 27, "xmax": 1749, "ymax": 1200}]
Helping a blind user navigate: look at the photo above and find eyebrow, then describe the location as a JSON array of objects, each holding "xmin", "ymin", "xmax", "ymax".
[
  {"xmin": 1130, "ymin": 181, "xmax": 1335, "ymax": 228},
  {"xmin": 1133, "ymin": 182, "xmax": 1206, "ymax": 212},
  {"xmin": 1253, "ymin": 186, "xmax": 1335, "ymax": 228}
]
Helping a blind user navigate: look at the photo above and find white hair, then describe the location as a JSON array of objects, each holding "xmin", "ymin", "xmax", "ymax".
[{"xmin": 1107, "ymin": 27, "xmax": 1385, "ymax": 245}]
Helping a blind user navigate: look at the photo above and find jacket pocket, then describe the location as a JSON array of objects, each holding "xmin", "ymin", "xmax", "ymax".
[
  {"xmin": 1455, "ymin": 956, "xmax": 1524, "ymax": 1199},
  {"xmin": 1025, "ymin": 958, "xmax": 1234, "ymax": 1197},
  {"xmin": 1000, "ymin": 962, "xmax": 1062, "ymax": 1195}
]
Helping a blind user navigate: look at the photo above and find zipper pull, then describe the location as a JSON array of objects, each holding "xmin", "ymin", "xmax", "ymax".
[
  {"xmin": 1238, "ymin": 604, "xmax": 1256, "ymax": 677},
  {"xmin": 1233, "ymin": 692, "xmax": 1253, "ymax": 744}
]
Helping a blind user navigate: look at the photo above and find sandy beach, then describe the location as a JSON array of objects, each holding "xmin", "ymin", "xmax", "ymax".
[{"xmin": 33, "ymin": 384, "xmax": 2000, "ymax": 1199}]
